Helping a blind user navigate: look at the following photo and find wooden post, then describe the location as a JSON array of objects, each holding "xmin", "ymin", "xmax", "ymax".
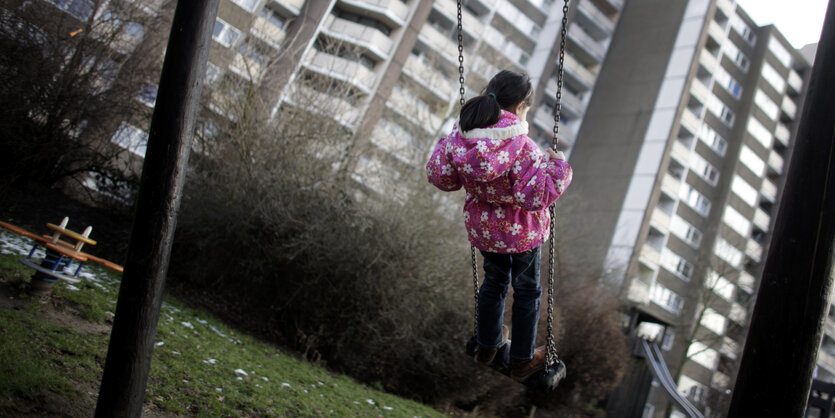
[
  {"xmin": 95, "ymin": 0, "xmax": 219, "ymax": 416},
  {"xmin": 728, "ymin": 1, "xmax": 835, "ymax": 415}
]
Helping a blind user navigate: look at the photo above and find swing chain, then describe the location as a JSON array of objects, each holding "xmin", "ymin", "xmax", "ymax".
[
  {"xmin": 545, "ymin": 0, "xmax": 571, "ymax": 368},
  {"xmin": 457, "ymin": 0, "xmax": 479, "ymax": 337},
  {"xmin": 457, "ymin": 0, "xmax": 466, "ymax": 107}
]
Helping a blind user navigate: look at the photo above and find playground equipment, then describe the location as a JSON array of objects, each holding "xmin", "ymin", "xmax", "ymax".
[
  {"xmin": 455, "ymin": 0, "xmax": 570, "ymax": 391},
  {"xmin": 0, "ymin": 217, "xmax": 124, "ymax": 295}
]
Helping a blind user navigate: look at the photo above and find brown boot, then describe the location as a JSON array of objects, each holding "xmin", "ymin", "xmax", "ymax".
[
  {"xmin": 510, "ymin": 346, "xmax": 547, "ymax": 382},
  {"xmin": 475, "ymin": 325, "xmax": 509, "ymax": 364}
]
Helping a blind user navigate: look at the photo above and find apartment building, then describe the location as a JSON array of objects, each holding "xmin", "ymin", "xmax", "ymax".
[
  {"xmin": 189, "ymin": 0, "xmax": 627, "ymax": 201},
  {"xmin": 560, "ymin": 0, "xmax": 812, "ymax": 416}
]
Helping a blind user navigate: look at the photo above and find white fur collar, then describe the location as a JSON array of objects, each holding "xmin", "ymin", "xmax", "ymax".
[{"xmin": 460, "ymin": 121, "xmax": 529, "ymax": 140}]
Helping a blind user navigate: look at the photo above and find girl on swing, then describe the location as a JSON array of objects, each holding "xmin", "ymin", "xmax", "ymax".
[{"xmin": 426, "ymin": 70, "xmax": 573, "ymax": 382}]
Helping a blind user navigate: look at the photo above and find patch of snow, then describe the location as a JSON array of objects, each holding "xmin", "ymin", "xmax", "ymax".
[
  {"xmin": 234, "ymin": 369, "xmax": 248, "ymax": 376},
  {"xmin": 181, "ymin": 321, "xmax": 194, "ymax": 329},
  {"xmin": 155, "ymin": 341, "xmax": 164, "ymax": 347},
  {"xmin": 195, "ymin": 317, "xmax": 208, "ymax": 325},
  {"xmin": 66, "ymin": 285, "xmax": 79, "ymax": 291},
  {"xmin": 203, "ymin": 358, "xmax": 218, "ymax": 364},
  {"xmin": 282, "ymin": 383, "xmax": 291, "ymax": 388},
  {"xmin": 366, "ymin": 399, "xmax": 375, "ymax": 405}
]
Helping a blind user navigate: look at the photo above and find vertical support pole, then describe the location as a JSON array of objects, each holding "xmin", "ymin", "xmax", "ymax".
[
  {"xmin": 728, "ymin": 1, "xmax": 835, "ymax": 415},
  {"xmin": 95, "ymin": 0, "xmax": 219, "ymax": 416}
]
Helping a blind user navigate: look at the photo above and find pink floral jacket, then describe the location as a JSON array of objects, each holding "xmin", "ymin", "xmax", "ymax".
[{"xmin": 426, "ymin": 110, "xmax": 573, "ymax": 254}]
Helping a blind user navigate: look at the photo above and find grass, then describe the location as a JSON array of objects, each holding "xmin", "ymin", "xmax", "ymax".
[{"xmin": 0, "ymin": 230, "xmax": 446, "ymax": 417}]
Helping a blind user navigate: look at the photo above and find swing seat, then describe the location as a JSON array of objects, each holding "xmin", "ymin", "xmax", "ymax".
[{"xmin": 466, "ymin": 336, "xmax": 566, "ymax": 391}]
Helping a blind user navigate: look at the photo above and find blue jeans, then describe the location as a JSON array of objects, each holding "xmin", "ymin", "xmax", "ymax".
[{"xmin": 477, "ymin": 247, "xmax": 542, "ymax": 362}]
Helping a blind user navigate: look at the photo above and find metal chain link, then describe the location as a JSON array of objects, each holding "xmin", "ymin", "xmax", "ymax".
[
  {"xmin": 545, "ymin": 0, "xmax": 571, "ymax": 367},
  {"xmin": 457, "ymin": 0, "xmax": 479, "ymax": 337}
]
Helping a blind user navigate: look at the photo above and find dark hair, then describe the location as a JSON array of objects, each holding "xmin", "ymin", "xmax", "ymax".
[{"xmin": 459, "ymin": 70, "xmax": 533, "ymax": 132}]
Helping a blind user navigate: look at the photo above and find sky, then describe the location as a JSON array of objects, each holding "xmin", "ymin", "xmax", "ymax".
[{"xmin": 735, "ymin": 0, "xmax": 829, "ymax": 48}]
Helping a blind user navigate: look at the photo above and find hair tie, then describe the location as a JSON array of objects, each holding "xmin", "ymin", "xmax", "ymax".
[{"xmin": 487, "ymin": 92, "xmax": 497, "ymax": 99}]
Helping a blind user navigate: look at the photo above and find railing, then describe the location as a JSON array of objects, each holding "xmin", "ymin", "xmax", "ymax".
[
  {"xmin": 781, "ymin": 96, "xmax": 797, "ymax": 120},
  {"xmin": 707, "ymin": 19, "xmax": 726, "ymax": 44},
  {"xmin": 272, "ymin": 0, "xmax": 304, "ymax": 14},
  {"xmin": 402, "ymin": 55, "xmax": 456, "ymax": 100},
  {"xmin": 418, "ymin": 24, "xmax": 458, "ymax": 64},
  {"xmin": 788, "ymin": 69, "xmax": 804, "ymax": 94},
  {"xmin": 746, "ymin": 239, "xmax": 763, "ymax": 263},
  {"xmin": 324, "ymin": 15, "xmax": 394, "ymax": 60},
  {"xmin": 251, "ymin": 15, "xmax": 287, "ymax": 48},
  {"xmin": 640, "ymin": 244, "xmax": 661, "ymax": 269},
  {"xmin": 753, "ymin": 208, "xmax": 771, "ymax": 232},
  {"xmin": 670, "ymin": 139, "xmax": 691, "ymax": 167},
  {"xmin": 774, "ymin": 122, "xmax": 791, "ymax": 146},
  {"xmin": 650, "ymin": 208, "xmax": 671, "ymax": 236},
  {"xmin": 699, "ymin": 48, "xmax": 719, "ymax": 73},
  {"xmin": 577, "ymin": 0, "xmax": 615, "ymax": 39},
  {"xmin": 339, "ymin": 0, "xmax": 411, "ymax": 27},
  {"xmin": 767, "ymin": 150, "xmax": 784, "ymax": 175},
  {"xmin": 567, "ymin": 24, "xmax": 605, "ymax": 64},
  {"xmin": 738, "ymin": 270, "xmax": 756, "ymax": 290},
  {"xmin": 661, "ymin": 174, "xmax": 681, "ymax": 199},
  {"xmin": 760, "ymin": 178, "xmax": 777, "ymax": 202},
  {"xmin": 690, "ymin": 79, "xmax": 711, "ymax": 107},
  {"xmin": 563, "ymin": 52, "xmax": 596, "ymax": 89},
  {"xmin": 386, "ymin": 86, "xmax": 443, "ymax": 133},
  {"xmin": 680, "ymin": 108, "xmax": 702, "ymax": 137}
]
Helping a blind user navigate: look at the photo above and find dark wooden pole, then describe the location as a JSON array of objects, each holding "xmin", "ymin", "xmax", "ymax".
[
  {"xmin": 728, "ymin": 1, "xmax": 835, "ymax": 415},
  {"xmin": 95, "ymin": 0, "xmax": 219, "ymax": 416}
]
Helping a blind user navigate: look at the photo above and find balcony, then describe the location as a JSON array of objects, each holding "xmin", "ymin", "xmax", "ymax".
[
  {"xmin": 471, "ymin": 55, "xmax": 500, "ymax": 84},
  {"xmin": 781, "ymin": 96, "xmax": 797, "ymax": 120},
  {"xmin": 544, "ymin": 78, "xmax": 585, "ymax": 119},
  {"xmin": 650, "ymin": 207, "xmax": 672, "ymax": 236},
  {"xmin": 592, "ymin": 0, "xmax": 624, "ymax": 15},
  {"xmin": 433, "ymin": 0, "xmax": 485, "ymax": 37},
  {"xmin": 576, "ymin": 0, "xmax": 615, "ymax": 40},
  {"xmin": 251, "ymin": 15, "xmax": 287, "ymax": 48},
  {"xmin": 712, "ymin": 372, "xmax": 732, "ymax": 390},
  {"xmin": 821, "ymin": 350, "xmax": 835, "ymax": 375},
  {"xmin": 627, "ymin": 278, "xmax": 651, "ymax": 304},
  {"xmin": 323, "ymin": 15, "xmax": 394, "ymax": 61},
  {"xmin": 403, "ymin": 55, "xmax": 456, "ymax": 101},
  {"xmin": 775, "ymin": 123, "xmax": 791, "ymax": 146},
  {"xmin": 563, "ymin": 52, "xmax": 596, "ymax": 91},
  {"xmin": 286, "ymin": 84, "xmax": 361, "ymax": 128},
  {"xmin": 304, "ymin": 49, "xmax": 378, "ymax": 92},
  {"xmin": 567, "ymin": 24, "xmax": 605, "ymax": 66},
  {"xmin": 767, "ymin": 150, "xmax": 784, "ymax": 175},
  {"xmin": 272, "ymin": 0, "xmax": 305, "ymax": 15},
  {"xmin": 753, "ymin": 207, "xmax": 771, "ymax": 232},
  {"xmin": 680, "ymin": 108, "xmax": 701, "ymax": 138},
  {"xmin": 730, "ymin": 302, "xmax": 747, "ymax": 324},
  {"xmin": 707, "ymin": 19, "xmax": 726, "ymax": 44},
  {"xmin": 690, "ymin": 79, "xmax": 711, "ymax": 107},
  {"xmin": 418, "ymin": 24, "xmax": 458, "ymax": 65},
  {"xmin": 716, "ymin": 0, "xmax": 735, "ymax": 20},
  {"xmin": 639, "ymin": 244, "xmax": 661, "ymax": 269},
  {"xmin": 746, "ymin": 239, "xmax": 763, "ymax": 263},
  {"xmin": 338, "ymin": 0, "xmax": 411, "ymax": 27},
  {"xmin": 370, "ymin": 123, "xmax": 416, "ymax": 166},
  {"xmin": 760, "ymin": 178, "xmax": 777, "ymax": 203},
  {"xmin": 699, "ymin": 48, "xmax": 719, "ymax": 74},
  {"xmin": 386, "ymin": 86, "xmax": 443, "ymax": 133},
  {"xmin": 670, "ymin": 139, "xmax": 691, "ymax": 167},
  {"xmin": 788, "ymin": 69, "xmax": 804, "ymax": 95},
  {"xmin": 661, "ymin": 174, "xmax": 681, "ymax": 199},
  {"xmin": 738, "ymin": 270, "xmax": 756, "ymax": 290},
  {"xmin": 230, "ymin": 53, "xmax": 266, "ymax": 81}
]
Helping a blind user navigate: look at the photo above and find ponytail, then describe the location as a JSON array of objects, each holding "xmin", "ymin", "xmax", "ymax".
[{"xmin": 458, "ymin": 70, "xmax": 533, "ymax": 132}]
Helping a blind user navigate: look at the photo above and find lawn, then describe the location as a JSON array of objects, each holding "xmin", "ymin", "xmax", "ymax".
[{"xmin": 0, "ymin": 229, "xmax": 446, "ymax": 417}]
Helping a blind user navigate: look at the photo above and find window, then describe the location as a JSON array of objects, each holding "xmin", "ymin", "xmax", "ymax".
[
  {"xmin": 661, "ymin": 249, "xmax": 695, "ymax": 281},
  {"xmin": 671, "ymin": 215, "xmax": 703, "ymax": 248},
  {"xmin": 699, "ymin": 124, "xmax": 728, "ymax": 156},
  {"xmin": 754, "ymin": 89, "xmax": 780, "ymax": 121},
  {"xmin": 731, "ymin": 14, "xmax": 757, "ymax": 45},
  {"xmin": 723, "ymin": 205, "xmax": 752, "ymax": 237},
  {"xmin": 231, "ymin": 0, "xmax": 260, "ymax": 12},
  {"xmin": 111, "ymin": 123, "xmax": 148, "ymax": 157},
  {"xmin": 746, "ymin": 116, "xmax": 773, "ymax": 149},
  {"xmin": 690, "ymin": 153, "xmax": 720, "ymax": 186},
  {"xmin": 724, "ymin": 42, "xmax": 750, "ymax": 72},
  {"xmin": 715, "ymin": 238, "xmax": 744, "ymax": 267},
  {"xmin": 651, "ymin": 283, "xmax": 684, "ymax": 314},
  {"xmin": 768, "ymin": 37, "xmax": 793, "ymax": 68},
  {"xmin": 731, "ymin": 175, "xmax": 758, "ymax": 207},
  {"xmin": 259, "ymin": 7, "xmax": 286, "ymax": 30},
  {"xmin": 213, "ymin": 18, "xmax": 242, "ymax": 47},
  {"xmin": 680, "ymin": 183, "xmax": 712, "ymax": 217},
  {"xmin": 708, "ymin": 95, "xmax": 735, "ymax": 127},
  {"xmin": 739, "ymin": 145, "xmax": 766, "ymax": 176},
  {"xmin": 715, "ymin": 67, "xmax": 742, "ymax": 99},
  {"xmin": 762, "ymin": 63, "xmax": 787, "ymax": 93},
  {"xmin": 45, "ymin": 0, "xmax": 94, "ymax": 20},
  {"xmin": 137, "ymin": 83, "xmax": 157, "ymax": 107}
]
